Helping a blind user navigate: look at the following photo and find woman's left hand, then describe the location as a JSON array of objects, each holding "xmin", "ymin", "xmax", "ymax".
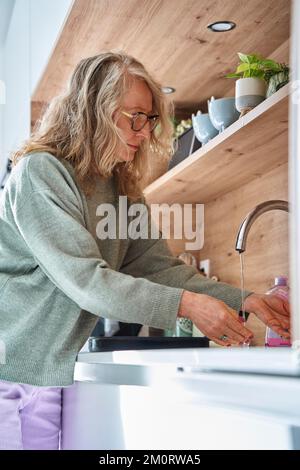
[{"xmin": 244, "ymin": 293, "xmax": 290, "ymax": 340}]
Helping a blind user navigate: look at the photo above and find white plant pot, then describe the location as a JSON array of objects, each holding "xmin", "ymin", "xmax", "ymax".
[{"xmin": 235, "ymin": 77, "xmax": 267, "ymax": 113}]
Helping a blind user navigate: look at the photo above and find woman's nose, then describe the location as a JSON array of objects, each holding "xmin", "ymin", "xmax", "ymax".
[{"xmin": 136, "ymin": 123, "xmax": 151, "ymax": 140}]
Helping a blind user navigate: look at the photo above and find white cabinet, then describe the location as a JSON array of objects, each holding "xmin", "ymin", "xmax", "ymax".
[{"xmin": 62, "ymin": 349, "xmax": 300, "ymax": 450}]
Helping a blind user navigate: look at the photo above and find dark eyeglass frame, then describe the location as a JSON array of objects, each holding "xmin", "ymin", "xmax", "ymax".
[{"xmin": 121, "ymin": 111, "xmax": 160, "ymax": 132}]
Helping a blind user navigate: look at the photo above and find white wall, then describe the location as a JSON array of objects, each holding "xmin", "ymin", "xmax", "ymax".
[
  {"xmin": 29, "ymin": 0, "xmax": 73, "ymax": 96},
  {"xmin": 0, "ymin": 0, "xmax": 72, "ymax": 182},
  {"xmin": 0, "ymin": 44, "xmax": 4, "ymax": 183},
  {"xmin": 0, "ymin": 0, "xmax": 15, "ymax": 184},
  {"xmin": 3, "ymin": 0, "xmax": 31, "ymax": 167}
]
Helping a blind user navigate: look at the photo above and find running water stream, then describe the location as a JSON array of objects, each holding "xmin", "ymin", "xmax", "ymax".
[{"xmin": 239, "ymin": 253, "xmax": 250, "ymax": 347}]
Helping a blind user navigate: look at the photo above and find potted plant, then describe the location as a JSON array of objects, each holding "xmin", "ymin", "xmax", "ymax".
[
  {"xmin": 226, "ymin": 53, "xmax": 289, "ymax": 116},
  {"xmin": 264, "ymin": 61, "xmax": 289, "ymax": 97},
  {"xmin": 172, "ymin": 117, "xmax": 192, "ymax": 139}
]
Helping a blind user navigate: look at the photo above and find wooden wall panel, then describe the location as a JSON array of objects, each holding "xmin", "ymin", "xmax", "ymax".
[
  {"xmin": 32, "ymin": 0, "xmax": 290, "ymax": 116},
  {"xmin": 199, "ymin": 163, "xmax": 288, "ymax": 291},
  {"xmin": 31, "ymin": 101, "xmax": 48, "ymax": 131},
  {"xmin": 168, "ymin": 163, "xmax": 288, "ymax": 345}
]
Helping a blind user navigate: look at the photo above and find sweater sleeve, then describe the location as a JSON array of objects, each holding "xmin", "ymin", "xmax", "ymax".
[
  {"xmin": 120, "ymin": 202, "xmax": 251, "ymax": 313},
  {"xmin": 9, "ymin": 154, "xmax": 183, "ymax": 330}
]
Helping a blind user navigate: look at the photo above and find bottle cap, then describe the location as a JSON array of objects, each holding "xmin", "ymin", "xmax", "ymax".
[{"xmin": 274, "ymin": 276, "xmax": 288, "ymax": 286}]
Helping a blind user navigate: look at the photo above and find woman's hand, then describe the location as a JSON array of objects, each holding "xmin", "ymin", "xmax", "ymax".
[
  {"xmin": 178, "ymin": 291, "xmax": 254, "ymax": 346},
  {"xmin": 244, "ymin": 293, "xmax": 290, "ymax": 339}
]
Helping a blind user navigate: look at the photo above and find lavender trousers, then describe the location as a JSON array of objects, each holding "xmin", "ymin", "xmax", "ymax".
[{"xmin": 0, "ymin": 380, "xmax": 62, "ymax": 450}]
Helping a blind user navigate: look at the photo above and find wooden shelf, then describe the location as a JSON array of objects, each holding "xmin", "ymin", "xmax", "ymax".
[
  {"xmin": 144, "ymin": 84, "xmax": 289, "ymax": 205},
  {"xmin": 32, "ymin": 1, "xmax": 290, "ymax": 119}
]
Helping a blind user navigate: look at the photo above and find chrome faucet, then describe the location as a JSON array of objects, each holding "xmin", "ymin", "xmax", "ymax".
[{"xmin": 235, "ymin": 200, "xmax": 289, "ymax": 253}]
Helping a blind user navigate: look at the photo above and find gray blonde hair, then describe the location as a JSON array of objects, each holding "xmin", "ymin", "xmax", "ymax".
[{"xmin": 12, "ymin": 51, "xmax": 174, "ymax": 201}]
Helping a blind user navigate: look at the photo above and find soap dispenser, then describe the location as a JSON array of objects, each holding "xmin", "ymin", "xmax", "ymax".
[{"xmin": 265, "ymin": 276, "xmax": 291, "ymax": 347}]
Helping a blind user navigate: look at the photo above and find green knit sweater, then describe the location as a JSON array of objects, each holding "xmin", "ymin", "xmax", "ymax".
[{"xmin": 0, "ymin": 152, "xmax": 245, "ymax": 386}]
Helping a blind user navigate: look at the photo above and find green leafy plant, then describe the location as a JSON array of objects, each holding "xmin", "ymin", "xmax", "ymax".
[
  {"xmin": 172, "ymin": 117, "xmax": 192, "ymax": 139},
  {"xmin": 226, "ymin": 52, "xmax": 289, "ymax": 82}
]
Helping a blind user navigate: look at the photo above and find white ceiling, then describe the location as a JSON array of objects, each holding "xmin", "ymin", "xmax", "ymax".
[{"xmin": 0, "ymin": 0, "xmax": 15, "ymax": 44}]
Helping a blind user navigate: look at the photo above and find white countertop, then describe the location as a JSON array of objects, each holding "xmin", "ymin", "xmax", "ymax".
[{"xmin": 77, "ymin": 346, "xmax": 300, "ymax": 377}]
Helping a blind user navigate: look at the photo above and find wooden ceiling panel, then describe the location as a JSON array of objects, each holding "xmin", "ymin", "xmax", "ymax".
[{"xmin": 32, "ymin": 0, "xmax": 290, "ymax": 117}]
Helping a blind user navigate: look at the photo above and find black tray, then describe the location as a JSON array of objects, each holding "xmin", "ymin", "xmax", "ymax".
[{"xmin": 88, "ymin": 336, "xmax": 209, "ymax": 353}]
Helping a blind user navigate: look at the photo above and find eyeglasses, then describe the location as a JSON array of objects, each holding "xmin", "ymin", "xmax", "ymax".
[{"xmin": 121, "ymin": 111, "xmax": 160, "ymax": 132}]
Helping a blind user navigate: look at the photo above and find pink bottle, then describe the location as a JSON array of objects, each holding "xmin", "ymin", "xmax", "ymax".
[{"xmin": 265, "ymin": 276, "xmax": 291, "ymax": 347}]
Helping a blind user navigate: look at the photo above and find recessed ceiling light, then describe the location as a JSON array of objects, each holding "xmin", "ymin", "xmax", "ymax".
[
  {"xmin": 161, "ymin": 86, "xmax": 176, "ymax": 94},
  {"xmin": 207, "ymin": 21, "xmax": 236, "ymax": 32}
]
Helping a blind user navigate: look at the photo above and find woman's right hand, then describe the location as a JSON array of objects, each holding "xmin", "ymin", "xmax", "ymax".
[{"xmin": 178, "ymin": 290, "xmax": 254, "ymax": 346}]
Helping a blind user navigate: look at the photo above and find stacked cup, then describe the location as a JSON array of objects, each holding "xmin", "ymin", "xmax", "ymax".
[
  {"xmin": 208, "ymin": 96, "xmax": 240, "ymax": 133},
  {"xmin": 192, "ymin": 95, "xmax": 240, "ymax": 146},
  {"xmin": 192, "ymin": 111, "xmax": 218, "ymax": 145}
]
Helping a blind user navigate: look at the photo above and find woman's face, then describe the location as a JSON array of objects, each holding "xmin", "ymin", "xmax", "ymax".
[{"xmin": 115, "ymin": 78, "xmax": 153, "ymax": 162}]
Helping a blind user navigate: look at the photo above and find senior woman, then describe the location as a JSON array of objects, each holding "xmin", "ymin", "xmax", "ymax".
[{"xmin": 0, "ymin": 52, "xmax": 290, "ymax": 449}]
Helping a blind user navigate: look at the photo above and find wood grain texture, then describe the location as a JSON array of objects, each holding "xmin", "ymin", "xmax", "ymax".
[
  {"xmin": 194, "ymin": 163, "xmax": 288, "ymax": 345},
  {"xmin": 31, "ymin": 101, "xmax": 48, "ymax": 130},
  {"xmin": 145, "ymin": 84, "xmax": 289, "ymax": 205},
  {"xmin": 32, "ymin": 0, "xmax": 290, "ymax": 117},
  {"xmin": 167, "ymin": 164, "xmax": 288, "ymax": 345},
  {"xmin": 199, "ymin": 164, "xmax": 289, "ymax": 291},
  {"xmin": 149, "ymin": 162, "xmax": 289, "ymax": 345}
]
